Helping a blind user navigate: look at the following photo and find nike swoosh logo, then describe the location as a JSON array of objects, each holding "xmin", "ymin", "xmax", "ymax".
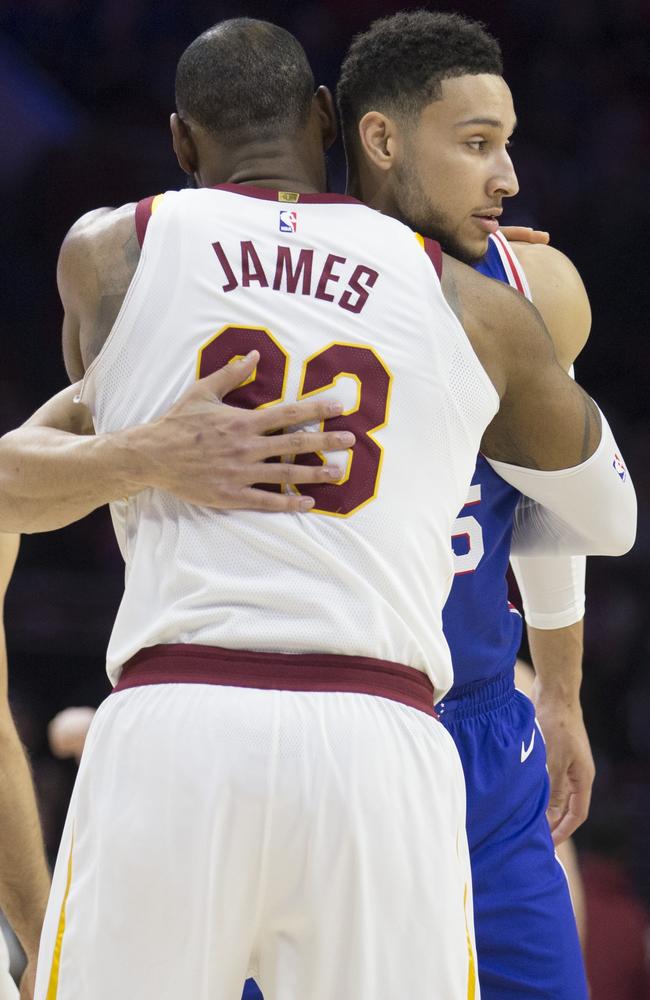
[{"xmin": 520, "ymin": 730, "xmax": 535, "ymax": 763}]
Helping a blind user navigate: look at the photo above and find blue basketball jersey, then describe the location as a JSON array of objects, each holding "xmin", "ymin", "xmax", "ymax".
[{"xmin": 442, "ymin": 233, "xmax": 528, "ymax": 695}]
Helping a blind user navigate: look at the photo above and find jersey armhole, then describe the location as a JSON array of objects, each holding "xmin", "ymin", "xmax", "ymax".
[
  {"xmin": 415, "ymin": 232, "xmax": 443, "ymax": 279},
  {"xmin": 135, "ymin": 194, "xmax": 164, "ymax": 248}
]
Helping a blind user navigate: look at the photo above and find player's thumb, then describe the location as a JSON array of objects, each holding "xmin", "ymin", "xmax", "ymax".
[{"xmin": 197, "ymin": 350, "xmax": 260, "ymax": 401}]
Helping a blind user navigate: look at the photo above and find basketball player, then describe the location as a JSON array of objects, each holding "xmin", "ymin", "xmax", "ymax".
[
  {"xmin": 335, "ymin": 11, "xmax": 597, "ymax": 997},
  {"xmin": 0, "ymin": 535, "xmax": 50, "ymax": 1000},
  {"xmin": 0, "ymin": 20, "xmax": 634, "ymax": 999}
]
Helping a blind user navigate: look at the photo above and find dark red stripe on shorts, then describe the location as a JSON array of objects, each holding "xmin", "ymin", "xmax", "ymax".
[{"xmin": 113, "ymin": 644, "xmax": 437, "ymax": 717}]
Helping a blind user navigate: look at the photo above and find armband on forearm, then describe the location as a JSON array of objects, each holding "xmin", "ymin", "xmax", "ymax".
[
  {"xmin": 488, "ymin": 407, "xmax": 636, "ymax": 556},
  {"xmin": 510, "ymin": 553, "xmax": 585, "ymax": 629}
]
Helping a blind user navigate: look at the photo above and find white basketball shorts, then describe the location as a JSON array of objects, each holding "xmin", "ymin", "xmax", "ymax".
[{"xmin": 36, "ymin": 646, "xmax": 478, "ymax": 999}]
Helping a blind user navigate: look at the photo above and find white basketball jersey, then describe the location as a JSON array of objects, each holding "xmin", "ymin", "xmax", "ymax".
[{"xmin": 80, "ymin": 185, "xmax": 499, "ymax": 696}]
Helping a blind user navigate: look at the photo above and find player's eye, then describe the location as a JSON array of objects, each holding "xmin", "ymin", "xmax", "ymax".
[{"xmin": 466, "ymin": 139, "xmax": 487, "ymax": 151}]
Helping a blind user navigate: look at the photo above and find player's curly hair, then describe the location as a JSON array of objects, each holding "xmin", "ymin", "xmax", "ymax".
[
  {"xmin": 176, "ymin": 19, "xmax": 315, "ymax": 140},
  {"xmin": 337, "ymin": 10, "xmax": 503, "ymax": 160}
]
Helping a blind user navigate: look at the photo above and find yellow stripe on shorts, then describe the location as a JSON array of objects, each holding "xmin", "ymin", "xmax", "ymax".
[
  {"xmin": 45, "ymin": 833, "xmax": 74, "ymax": 1000},
  {"xmin": 464, "ymin": 882, "xmax": 477, "ymax": 1000}
]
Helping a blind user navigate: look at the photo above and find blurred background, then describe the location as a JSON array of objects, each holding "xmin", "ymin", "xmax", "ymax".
[{"xmin": 0, "ymin": 0, "xmax": 649, "ymax": 992}]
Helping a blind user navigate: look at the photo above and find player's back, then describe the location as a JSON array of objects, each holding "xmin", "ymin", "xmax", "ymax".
[{"xmin": 79, "ymin": 185, "xmax": 498, "ymax": 694}]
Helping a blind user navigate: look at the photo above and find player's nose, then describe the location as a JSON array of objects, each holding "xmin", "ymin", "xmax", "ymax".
[{"xmin": 489, "ymin": 154, "xmax": 519, "ymax": 199}]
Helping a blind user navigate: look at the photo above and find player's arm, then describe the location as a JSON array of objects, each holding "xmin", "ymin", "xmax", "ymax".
[
  {"xmin": 510, "ymin": 241, "xmax": 591, "ymax": 370},
  {"xmin": 0, "ymin": 356, "xmax": 357, "ymax": 532},
  {"xmin": 441, "ymin": 256, "xmax": 636, "ymax": 555},
  {"xmin": 0, "ymin": 535, "xmax": 50, "ymax": 997},
  {"xmin": 503, "ymin": 243, "xmax": 595, "ymax": 841}
]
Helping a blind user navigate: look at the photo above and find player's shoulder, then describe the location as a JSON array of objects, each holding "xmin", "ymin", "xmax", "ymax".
[
  {"xmin": 510, "ymin": 241, "xmax": 584, "ymax": 293},
  {"xmin": 58, "ymin": 203, "xmax": 140, "ymax": 305},
  {"xmin": 61, "ymin": 203, "xmax": 138, "ymax": 261},
  {"xmin": 510, "ymin": 242, "xmax": 591, "ymax": 368}
]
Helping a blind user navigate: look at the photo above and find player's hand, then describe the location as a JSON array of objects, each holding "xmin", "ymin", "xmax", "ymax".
[
  {"xmin": 129, "ymin": 351, "xmax": 356, "ymax": 513},
  {"xmin": 498, "ymin": 225, "xmax": 550, "ymax": 245},
  {"xmin": 532, "ymin": 683, "xmax": 595, "ymax": 845},
  {"xmin": 48, "ymin": 706, "xmax": 96, "ymax": 764},
  {"xmin": 19, "ymin": 957, "xmax": 36, "ymax": 1000}
]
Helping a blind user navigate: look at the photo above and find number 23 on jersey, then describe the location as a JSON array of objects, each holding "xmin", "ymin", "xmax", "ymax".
[{"xmin": 197, "ymin": 324, "xmax": 392, "ymax": 518}]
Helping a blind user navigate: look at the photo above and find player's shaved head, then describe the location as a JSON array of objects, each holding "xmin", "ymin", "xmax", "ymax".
[
  {"xmin": 176, "ymin": 19, "xmax": 315, "ymax": 141},
  {"xmin": 337, "ymin": 10, "xmax": 503, "ymax": 160}
]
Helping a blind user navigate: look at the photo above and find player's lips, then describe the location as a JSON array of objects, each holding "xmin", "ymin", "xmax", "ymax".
[{"xmin": 471, "ymin": 209, "xmax": 502, "ymax": 234}]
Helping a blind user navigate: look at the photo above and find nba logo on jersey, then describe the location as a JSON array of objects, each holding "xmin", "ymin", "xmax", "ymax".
[
  {"xmin": 613, "ymin": 453, "xmax": 627, "ymax": 481},
  {"xmin": 279, "ymin": 209, "xmax": 297, "ymax": 233}
]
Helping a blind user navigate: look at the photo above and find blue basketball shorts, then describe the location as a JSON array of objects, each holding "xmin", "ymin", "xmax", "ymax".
[{"xmin": 437, "ymin": 668, "xmax": 588, "ymax": 999}]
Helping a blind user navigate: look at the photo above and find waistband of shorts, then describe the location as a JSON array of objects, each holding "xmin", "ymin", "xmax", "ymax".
[
  {"xmin": 113, "ymin": 644, "xmax": 438, "ymax": 718},
  {"xmin": 437, "ymin": 668, "xmax": 515, "ymax": 720}
]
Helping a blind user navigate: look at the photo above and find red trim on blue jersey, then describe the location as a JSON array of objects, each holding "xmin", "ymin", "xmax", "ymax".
[
  {"xmin": 114, "ymin": 643, "xmax": 438, "ymax": 717},
  {"xmin": 422, "ymin": 236, "xmax": 443, "ymax": 279},
  {"xmin": 493, "ymin": 231, "xmax": 525, "ymax": 295},
  {"xmin": 135, "ymin": 196, "xmax": 156, "ymax": 248},
  {"xmin": 213, "ymin": 184, "xmax": 364, "ymax": 206}
]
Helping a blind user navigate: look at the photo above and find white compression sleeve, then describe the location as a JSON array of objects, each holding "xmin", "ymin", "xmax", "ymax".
[
  {"xmin": 510, "ymin": 553, "xmax": 585, "ymax": 629},
  {"xmin": 487, "ymin": 407, "xmax": 636, "ymax": 556},
  {"xmin": 508, "ymin": 362, "xmax": 586, "ymax": 629}
]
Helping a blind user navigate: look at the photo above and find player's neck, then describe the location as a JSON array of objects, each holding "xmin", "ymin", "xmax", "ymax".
[
  {"xmin": 199, "ymin": 144, "xmax": 327, "ymax": 195},
  {"xmin": 347, "ymin": 161, "xmax": 397, "ymax": 219}
]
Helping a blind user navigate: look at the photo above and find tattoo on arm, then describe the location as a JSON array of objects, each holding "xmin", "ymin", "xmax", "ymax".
[
  {"xmin": 123, "ymin": 229, "xmax": 141, "ymax": 271},
  {"xmin": 580, "ymin": 391, "xmax": 600, "ymax": 462},
  {"xmin": 81, "ymin": 226, "xmax": 141, "ymax": 370}
]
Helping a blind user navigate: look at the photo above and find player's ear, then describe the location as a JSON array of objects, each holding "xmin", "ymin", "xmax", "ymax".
[
  {"xmin": 170, "ymin": 113, "xmax": 198, "ymax": 176},
  {"xmin": 314, "ymin": 86, "xmax": 338, "ymax": 151},
  {"xmin": 357, "ymin": 111, "xmax": 397, "ymax": 173}
]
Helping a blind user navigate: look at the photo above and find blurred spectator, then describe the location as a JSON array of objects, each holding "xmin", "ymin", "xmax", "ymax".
[{"xmin": 581, "ymin": 813, "xmax": 650, "ymax": 999}]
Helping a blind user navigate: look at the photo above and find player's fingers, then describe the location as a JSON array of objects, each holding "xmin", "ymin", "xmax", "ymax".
[
  {"xmin": 253, "ymin": 396, "xmax": 345, "ymax": 433},
  {"xmin": 254, "ymin": 429, "xmax": 355, "ymax": 459},
  {"xmin": 234, "ymin": 487, "xmax": 316, "ymax": 513},
  {"xmin": 546, "ymin": 780, "xmax": 570, "ymax": 833},
  {"xmin": 498, "ymin": 225, "xmax": 550, "ymax": 245},
  {"xmin": 196, "ymin": 351, "xmax": 260, "ymax": 400},
  {"xmin": 248, "ymin": 461, "xmax": 344, "ymax": 485},
  {"xmin": 551, "ymin": 790, "xmax": 590, "ymax": 845}
]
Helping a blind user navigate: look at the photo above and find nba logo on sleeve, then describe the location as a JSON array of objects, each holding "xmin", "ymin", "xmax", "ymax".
[
  {"xmin": 279, "ymin": 209, "xmax": 297, "ymax": 233},
  {"xmin": 613, "ymin": 453, "xmax": 627, "ymax": 481}
]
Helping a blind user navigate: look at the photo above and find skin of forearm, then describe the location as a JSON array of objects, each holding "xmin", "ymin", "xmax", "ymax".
[
  {"xmin": 0, "ymin": 723, "xmax": 50, "ymax": 958},
  {"xmin": 0, "ymin": 426, "xmax": 142, "ymax": 533},
  {"xmin": 527, "ymin": 619, "xmax": 584, "ymax": 705}
]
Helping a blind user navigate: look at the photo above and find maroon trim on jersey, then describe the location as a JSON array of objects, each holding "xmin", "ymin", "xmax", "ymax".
[
  {"xmin": 422, "ymin": 236, "xmax": 443, "ymax": 279},
  {"xmin": 113, "ymin": 643, "xmax": 438, "ymax": 717},
  {"xmin": 135, "ymin": 196, "xmax": 156, "ymax": 248},
  {"xmin": 212, "ymin": 183, "xmax": 364, "ymax": 206}
]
